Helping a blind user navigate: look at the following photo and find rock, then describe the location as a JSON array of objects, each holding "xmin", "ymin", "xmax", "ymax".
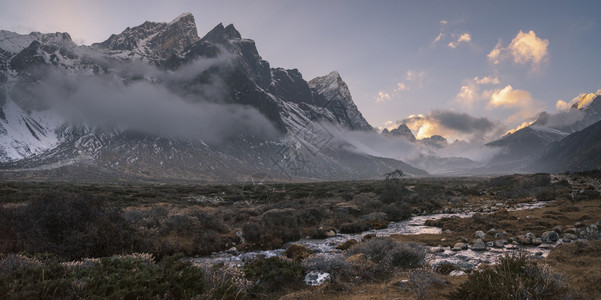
[
  {"xmin": 562, "ymin": 233, "xmax": 577, "ymax": 243},
  {"xmin": 486, "ymin": 242, "xmax": 494, "ymax": 247},
  {"xmin": 452, "ymin": 242, "xmax": 468, "ymax": 251},
  {"xmin": 325, "ymin": 230, "xmax": 336, "ymax": 238},
  {"xmin": 361, "ymin": 233, "xmax": 376, "ymax": 241},
  {"xmin": 564, "ymin": 227, "xmax": 578, "ymax": 235},
  {"xmin": 475, "ymin": 231, "xmax": 487, "ymax": 239},
  {"xmin": 449, "ymin": 270, "xmax": 466, "ymax": 276},
  {"xmin": 532, "ymin": 238, "xmax": 543, "ymax": 245},
  {"xmin": 284, "ymin": 244, "xmax": 314, "ymax": 260},
  {"xmin": 429, "ymin": 246, "xmax": 445, "ymax": 253},
  {"xmin": 304, "ymin": 271, "xmax": 331, "ymax": 286},
  {"xmin": 226, "ymin": 247, "xmax": 239, "ymax": 255},
  {"xmin": 495, "ymin": 232, "xmax": 504, "ymax": 238},
  {"xmin": 493, "ymin": 240, "xmax": 505, "ymax": 248},
  {"xmin": 488, "ymin": 228, "xmax": 498, "ymax": 235},
  {"xmin": 471, "ymin": 239, "xmax": 487, "ymax": 251},
  {"xmin": 541, "ymin": 231, "xmax": 560, "ymax": 243},
  {"xmin": 336, "ymin": 239, "xmax": 359, "ymax": 250},
  {"xmin": 552, "ymin": 225, "xmax": 563, "ymax": 234},
  {"xmin": 580, "ymin": 224, "xmax": 599, "ymax": 238},
  {"xmin": 496, "ymin": 203, "xmax": 504, "ymax": 207},
  {"xmin": 517, "ymin": 232, "xmax": 535, "ymax": 245}
]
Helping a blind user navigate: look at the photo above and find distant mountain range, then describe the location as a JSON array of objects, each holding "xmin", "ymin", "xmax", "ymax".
[{"xmin": 0, "ymin": 13, "xmax": 425, "ymax": 182}]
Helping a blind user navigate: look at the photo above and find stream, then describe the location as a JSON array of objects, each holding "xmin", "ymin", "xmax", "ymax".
[{"xmin": 191, "ymin": 200, "xmax": 557, "ymax": 275}]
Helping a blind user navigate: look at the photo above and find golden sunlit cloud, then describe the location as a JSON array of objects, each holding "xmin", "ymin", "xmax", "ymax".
[
  {"xmin": 487, "ymin": 31, "xmax": 549, "ymax": 70},
  {"xmin": 433, "ymin": 32, "xmax": 443, "ymax": 43},
  {"xmin": 555, "ymin": 100, "xmax": 570, "ymax": 112},
  {"xmin": 401, "ymin": 110, "xmax": 500, "ymax": 141},
  {"xmin": 455, "ymin": 75, "xmax": 501, "ymax": 107},
  {"xmin": 448, "ymin": 33, "xmax": 471, "ymax": 48},
  {"xmin": 489, "ymin": 85, "xmax": 532, "ymax": 108},
  {"xmin": 509, "ymin": 30, "xmax": 549, "ymax": 65},
  {"xmin": 440, "ymin": 20, "xmax": 448, "ymax": 24},
  {"xmin": 458, "ymin": 33, "xmax": 471, "ymax": 43}
]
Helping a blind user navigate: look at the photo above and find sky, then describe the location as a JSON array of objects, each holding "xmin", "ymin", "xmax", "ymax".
[{"xmin": 1, "ymin": 0, "xmax": 601, "ymax": 141}]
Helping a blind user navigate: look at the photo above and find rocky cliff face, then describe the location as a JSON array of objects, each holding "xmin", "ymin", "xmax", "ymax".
[{"xmin": 0, "ymin": 13, "xmax": 427, "ymax": 181}]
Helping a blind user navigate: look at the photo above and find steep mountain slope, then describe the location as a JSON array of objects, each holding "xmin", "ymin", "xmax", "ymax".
[
  {"xmin": 530, "ymin": 119, "xmax": 601, "ymax": 173},
  {"xmin": 0, "ymin": 13, "xmax": 426, "ymax": 181}
]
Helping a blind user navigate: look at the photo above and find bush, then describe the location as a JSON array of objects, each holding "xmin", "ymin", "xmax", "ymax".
[
  {"xmin": 243, "ymin": 257, "xmax": 303, "ymax": 293},
  {"xmin": 302, "ymin": 254, "xmax": 351, "ymax": 282},
  {"xmin": 405, "ymin": 268, "xmax": 444, "ymax": 300},
  {"xmin": 3, "ymin": 192, "xmax": 133, "ymax": 260},
  {"xmin": 0, "ymin": 254, "xmax": 206, "ymax": 299},
  {"xmin": 346, "ymin": 238, "xmax": 425, "ymax": 269},
  {"xmin": 450, "ymin": 255, "xmax": 567, "ymax": 300}
]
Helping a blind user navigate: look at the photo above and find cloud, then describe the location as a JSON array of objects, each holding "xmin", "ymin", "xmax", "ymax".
[
  {"xmin": 374, "ymin": 70, "xmax": 423, "ymax": 103},
  {"xmin": 448, "ymin": 33, "xmax": 471, "ymax": 48},
  {"xmin": 458, "ymin": 33, "xmax": 471, "ymax": 43},
  {"xmin": 375, "ymin": 91, "xmax": 391, "ymax": 103},
  {"xmin": 440, "ymin": 20, "xmax": 448, "ymax": 24},
  {"xmin": 556, "ymin": 100, "xmax": 570, "ymax": 112},
  {"xmin": 433, "ymin": 32, "xmax": 443, "ymax": 43},
  {"xmin": 509, "ymin": 30, "xmax": 549, "ymax": 65},
  {"xmin": 487, "ymin": 30, "xmax": 549, "ymax": 70},
  {"xmin": 487, "ymin": 40, "xmax": 503, "ymax": 64},
  {"xmin": 489, "ymin": 85, "xmax": 532, "ymax": 108},
  {"xmin": 488, "ymin": 85, "xmax": 541, "ymax": 122},
  {"xmin": 455, "ymin": 75, "xmax": 501, "ymax": 107},
  {"xmin": 401, "ymin": 110, "xmax": 501, "ymax": 141},
  {"xmin": 474, "ymin": 76, "xmax": 500, "ymax": 85},
  {"xmin": 19, "ymin": 53, "xmax": 280, "ymax": 145}
]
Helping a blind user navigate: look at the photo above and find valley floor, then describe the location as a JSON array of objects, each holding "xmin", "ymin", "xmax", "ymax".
[{"xmin": 1, "ymin": 172, "xmax": 600, "ymax": 299}]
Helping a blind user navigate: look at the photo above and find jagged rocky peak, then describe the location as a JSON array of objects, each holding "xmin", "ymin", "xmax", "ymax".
[
  {"xmin": 421, "ymin": 135, "xmax": 448, "ymax": 148},
  {"xmin": 572, "ymin": 92, "xmax": 600, "ymax": 110},
  {"xmin": 200, "ymin": 23, "xmax": 242, "ymax": 44},
  {"xmin": 384, "ymin": 123, "xmax": 416, "ymax": 142},
  {"xmin": 93, "ymin": 12, "xmax": 200, "ymax": 58},
  {"xmin": 309, "ymin": 71, "xmax": 372, "ymax": 130}
]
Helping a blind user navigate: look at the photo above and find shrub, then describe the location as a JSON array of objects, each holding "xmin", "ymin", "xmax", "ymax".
[
  {"xmin": 450, "ymin": 255, "xmax": 568, "ymax": 300},
  {"xmin": 243, "ymin": 257, "xmax": 303, "ymax": 293},
  {"xmin": 405, "ymin": 268, "xmax": 444, "ymax": 300},
  {"xmin": 346, "ymin": 238, "xmax": 425, "ymax": 269},
  {"xmin": 0, "ymin": 254, "xmax": 206, "ymax": 299},
  {"xmin": 4, "ymin": 192, "xmax": 133, "ymax": 260},
  {"xmin": 284, "ymin": 244, "xmax": 313, "ymax": 261},
  {"xmin": 302, "ymin": 254, "xmax": 351, "ymax": 282}
]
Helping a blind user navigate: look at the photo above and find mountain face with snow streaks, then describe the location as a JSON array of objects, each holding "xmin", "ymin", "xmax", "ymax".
[{"xmin": 0, "ymin": 13, "xmax": 426, "ymax": 181}]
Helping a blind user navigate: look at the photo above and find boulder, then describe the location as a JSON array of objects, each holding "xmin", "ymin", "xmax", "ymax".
[
  {"xmin": 580, "ymin": 224, "xmax": 599, "ymax": 238},
  {"xmin": 452, "ymin": 242, "xmax": 468, "ymax": 251},
  {"xmin": 336, "ymin": 239, "xmax": 359, "ymax": 250},
  {"xmin": 562, "ymin": 233, "xmax": 577, "ymax": 243},
  {"xmin": 304, "ymin": 271, "xmax": 331, "ymax": 286},
  {"xmin": 541, "ymin": 231, "xmax": 559, "ymax": 244},
  {"xmin": 475, "ymin": 230, "xmax": 487, "ymax": 239},
  {"xmin": 552, "ymin": 225, "xmax": 563, "ymax": 234},
  {"xmin": 471, "ymin": 239, "xmax": 487, "ymax": 251},
  {"xmin": 493, "ymin": 240, "xmax": 505, "ymax": 248},
  {"xmin": 449, "ymin": 270, "xmax": 466, "ymax": 276}
]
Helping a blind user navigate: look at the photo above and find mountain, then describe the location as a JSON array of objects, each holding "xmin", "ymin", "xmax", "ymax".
[
  {"xmin": 530, "ymin": 119, "xmax": 601, "ymax": 173},
  {"xmin": 484, "ymin": 92, "xmax": 601, "ymax": 171},
  {"xmin": 0, "ymin": 13, "xmax": 426, "ymax": 182},
  {"xmin": 382, "ymin": 123, "xmax": 416, "ymax": 142}
]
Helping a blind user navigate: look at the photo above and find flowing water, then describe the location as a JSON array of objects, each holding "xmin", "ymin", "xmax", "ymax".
[{"xmin": 191, "ymin": 201, "xmax": 555, "ymax": 271}]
